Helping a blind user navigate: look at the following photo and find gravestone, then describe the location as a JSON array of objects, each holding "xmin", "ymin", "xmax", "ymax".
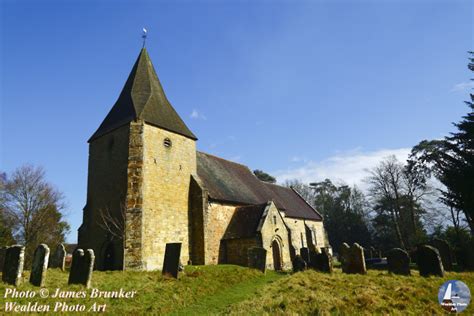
[
  {"xmin": 315, "ymin": 248, "xmax": 333, "ymax": 273},
  {"xmin": 162, "ymin": 243, "xmax": 182, "ymax": 278},
  {"xmin": 387, "ymin": 248, "xmax": 410, "ymax": 275},
  {"xmin": 430, "ymin": 239, "xmax": 453, "ymax": 271},
  {"xmin": 30, "ymin": 244, "xmax": 50, "ymax": 287},
  {"xmin": 300, "ymin": 247, "xmax": 310, "ymax": 266},
  {"xmin": 308, "ymin": 249, "xmax": 319, "ymax": 269},
  {"xmin": 292, "ymin": 255, "xmax": 307, "ymax": 272},
  {"xmin": 248, "ymin": 247, "xmax": 267, "ymax": 273},
  {"xmin": 339, "ymin": 242, "xmax": 350, "ymax": 273},
  {"xmin": 342, "ymin": 243, "xmax": 366, "ymax": 274},
  {"xmin": 2, "ymin": 245, "xmax": 25, "ymax": 286},
  {"xmin": 0, "ymin": 247, "xmax": 6, "ymax": 273},
  {"xmin": 416, "ymin": 245, "xmax": 444, "ymax": 277},
  {"xmin": 49, "ymin": 244, "xmax": 66, "ymax": 271},
  {"xmin": 68, "ymin": 249, "xmax": 95, "ymax": 288}
]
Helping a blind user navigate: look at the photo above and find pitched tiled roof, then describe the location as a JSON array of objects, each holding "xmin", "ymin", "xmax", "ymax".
[
  {"xmin": 222, "ymin": 203, "xmax": 268, "ymax": 240},
  {"xmin": 89, "ymin": 48, "xmax": 197, "ymax": 141},
  {"xmin": 196, "ymin": 152, "xmax": 322, "ymax": 221}
]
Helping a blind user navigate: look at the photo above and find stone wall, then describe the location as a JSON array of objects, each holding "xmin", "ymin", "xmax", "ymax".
[
  {"xmin": 188, "ymin": 176, "xmax": 208, "ymax": 265},
  {"xmin": 140, "ymin": 123, "xmax": 197, "ymax": 270},
  {"xmin": 225, "ymin": 238, "xmax": 257, "ymax": 266},
  {"xmin": 123, "ymin": 121, "xmax": 145, "ymax": 270},
  {"xmin": 79, "ymin": 124, "xmax": 130, "ymax": 270},
  {"xmin": 284, "ymin": 218, "xmax": 329, "ymax": 255},
  {"xmin": 203, "ymin": 201, "xmax": 237, "ymax": 264}
]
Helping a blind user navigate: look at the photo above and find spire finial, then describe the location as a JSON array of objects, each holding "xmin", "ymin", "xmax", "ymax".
[{"xmin": 142, "ymin": 28, "xmax": 148, "ymax": 48}]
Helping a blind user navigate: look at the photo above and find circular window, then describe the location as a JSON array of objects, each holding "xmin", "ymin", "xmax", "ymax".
[{"xmin": 164, "ymin": 138, "xmax": 172, "ymax": 148}]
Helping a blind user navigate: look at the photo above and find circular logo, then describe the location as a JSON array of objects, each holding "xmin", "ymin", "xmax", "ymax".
[{"xmin": 438, "ymin": 280, "xmax": 471, "ymax": 313}]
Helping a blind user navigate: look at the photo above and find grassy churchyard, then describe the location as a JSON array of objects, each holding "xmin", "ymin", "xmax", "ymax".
[{"xmin": 1, "ymin": 265, "xmax": 473, "ymax": 315}]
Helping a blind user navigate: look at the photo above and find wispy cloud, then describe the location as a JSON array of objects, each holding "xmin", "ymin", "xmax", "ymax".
[
  {"xmin": 273, "ymin": 147, "xmax": 411, "ymax": 190},
  {"xmin": 190, "ymin": 109, "xmax": 207, "ymax": 120},
  {"xmin": 450, "ymin": 81, "xmax": 474, "ymax": 92}
]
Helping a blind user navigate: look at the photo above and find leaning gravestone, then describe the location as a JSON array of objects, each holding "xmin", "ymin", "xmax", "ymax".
[
  {"xmin": 339, "ymin": 243, "xmax": 350, "ymax": 273},
  {"xmin": 315, "ymin": 248, "xmax": 333, "ymax": 273},
  {"xmin": 2, "ymin": 245, "xmax": 25, "ymax": 286},
  {"xmin": 292, "ymin": 255, "xmax": 307, "ymax": 272},
  {"xmin": 162, "ymin": 243, "xmax": 182, "ymax": 278},
  {"xmin": 49, "ymin": 244, "xmax": 66, "ymax": 271},
  {"xmin": 430, "ymin": 239, "xmax": 453, "ymax": 271},
  {"xmin": 68, "ymin": 249, "xmax": 95, "ymax": 288},
  {"xmin": 0, "ymin": 247, "xmax": 6, "ymax": 273},
  {"xmin": 342, "ymin": 243, "xmax": 366, "ymax": 274},
  {"xmin": 30, "ymin": 244, "xmax": 50, "ymax": 287},
  {"xmin": 248, "ymin": 247, "xmax": 267, "ymax": 273},
  {"xmin": 387, "ymin": 248, "xmax": 410, "ymax": 275},
  {"xmin": 416, "ymin": 245, "xmax": 444, "ymax": 277}
]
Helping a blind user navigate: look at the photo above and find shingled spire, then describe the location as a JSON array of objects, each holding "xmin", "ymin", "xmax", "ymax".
[{"xmin": 89, "ymin": 48, "xmax": 197, "ymax": 141}]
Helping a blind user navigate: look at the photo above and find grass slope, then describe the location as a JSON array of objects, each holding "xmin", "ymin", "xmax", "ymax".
[
  {"xmin": 1, "ymin": 265, "xmax": 270, "ymax": 315},
  {"xmin": 1, "ymin": 266, "xmax": 473, "ymax": 315},
  {"xmin": 225, "ymin": 268, "xmax": 474, "ymax": 315}
]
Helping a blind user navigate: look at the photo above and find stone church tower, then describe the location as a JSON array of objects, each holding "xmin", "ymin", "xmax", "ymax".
[{"xmin": 78, "ymin": 48, "xmax": 197, "ymax": 271}]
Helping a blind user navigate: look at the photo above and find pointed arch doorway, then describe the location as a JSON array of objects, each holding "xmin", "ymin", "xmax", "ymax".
[{"xmin": 272, "ymin": 239, "xmax": 282, "ymax": 271}]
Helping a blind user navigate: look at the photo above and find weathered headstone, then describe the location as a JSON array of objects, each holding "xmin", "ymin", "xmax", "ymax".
[
  {"xmin": 248, "ymin": 247, "xmax": 267, "ymax": 273},
  {"xmin": 416, "ymin": 245, "xmax": 444, "ymax": 277},
  {"xmin": 2, "ymin": 245, "xmax": 25, "ymax": 286},
  {"xmin": 68, "ymin": 249, "xmax": 95, "ymax": 288},
  {"xmin": 339, "ymin": 242, "xmax": 350, "ymax": 273},
  {"xmin": 30, "ymin": 244, "xmax": 50, "ymax": 287},
  {"xmin": 292, "ymin": 255, "xmax": 307, "ymax": 272},
  {"xmin": 341, "ymin": 243, "xmax": 366, "ymax": 274},
  {"xmin": 162, "ymin": 243, "xmax": 182, "ymax": 278},
  {"xmin": 0, "ymin": 247, "xmax": 6, "ymax": 273},
  {"xmin": 430, "ymin": 239, "xmax": 453, "ymax": 271},
  {"xmin": 49, "ymin": 244, "xmax": 66, "ymax": 271},
  {"xmin": 300, "ymin": 247, "xmax": 310, "ymax": 265},
  {"xmin": 315, "ymin": 248, "xmax": 333, "ymax": 273},
  {"xmin": 387, "ymin": 248, "xmax": 410, "ymax": 275}
]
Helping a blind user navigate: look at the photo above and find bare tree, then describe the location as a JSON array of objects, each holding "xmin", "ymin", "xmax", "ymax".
[
  {"xmin": 97, "ymin": 204, "xmax": 126, "ymax": 241},
  {"xmin": 1, "ymin": 165, "xmax": 69, "ymax": 264},
  {"xmin": 365, "ymin": 156, "xmax": 435, "ymax": 249}
]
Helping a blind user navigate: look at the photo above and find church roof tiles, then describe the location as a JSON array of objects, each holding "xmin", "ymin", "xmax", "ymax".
[
  {"xmin": 89, "ymin": 48, "xmax": 196, "ymax": 141},
  {"xmin": 196, "ymin": 152, "xmax": 322, "ymax": 221}
]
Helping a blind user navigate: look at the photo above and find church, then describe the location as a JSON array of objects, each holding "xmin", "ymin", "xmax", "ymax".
[{"xmin": 78, "ymin": 48, "xmax": 331, "ymax": 271}]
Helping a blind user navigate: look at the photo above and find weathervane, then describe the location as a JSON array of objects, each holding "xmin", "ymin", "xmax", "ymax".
[{"xmin": 142, "ymin": 28, "xmax": 148, "ymax": 48}]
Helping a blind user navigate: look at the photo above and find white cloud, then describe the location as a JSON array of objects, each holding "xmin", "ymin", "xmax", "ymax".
[
  {"xmin": 273, "ymin": 147, "xmax": 411, "ymax": 190},
  {"xmin": 190, "ymin": 109, "xmax": 207, "ymax": 120},
  {"xmin": 451, "ymin": 81, "xmax": 474, "ymax": 92}
]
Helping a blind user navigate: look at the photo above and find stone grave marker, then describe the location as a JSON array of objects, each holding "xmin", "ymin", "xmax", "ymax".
[
  {"xmin": 0, "ymin": 247, "xmax": 6, "ymax": 273},
  {"xmin": 2, "ymin": 245, "xmax": 25, "ymax": 286},
  {"xmin": 68, "ymin": 249, "xmax": 95, "ymax": 288},
  {"xmin": 430, "ymin": 239, "xmax": 453, "ymax": 271},
  {"xmin": 315, "ymin": 248, "xmax": 333, "ymax": 273},
  {"xmin": 292, "ymin": 255, "xmax": 307, "ymax": 272},
  {"xmin": 387, "ymin": 248, "xmax": 410, "ymax": 275},
  {"xmin": 300, "ymin": 247, "xmax": 310, "ymax": 266},
  {"xmin": 30, "ymin": 244, "xmax": 50, "ymax": 287},
  {"xmin": 342, "ymin": 243, "xmax": 366, "ymax": 274},
  {"xmin": 416, "ymin": 245, "xmax": 444, "ymax": 277},
  {"xmin": 49, "ymin": 244, "xmax": 66, "ymax": 271},
  {"xmin": 248, "ymin": 247, "xmax": 267, "ymax": 273},
  {"xmin": 339, "ymin": 242, "xmax": 350, "ymax": 273},
  {"xmin": 162, "ymin": 243, "xmax": 182, "ymax": 278}
]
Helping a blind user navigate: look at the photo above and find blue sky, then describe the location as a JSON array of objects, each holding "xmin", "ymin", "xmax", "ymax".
[{"xmin": 1, "ymin": 0, "xmax": 472, "ymax": 242}]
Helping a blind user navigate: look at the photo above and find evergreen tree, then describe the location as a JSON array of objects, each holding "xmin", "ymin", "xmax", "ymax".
[
  {"xmin": 253, "ymin": 169, "xmax": 276, "ymax": 183},
  {"xmin": 410, "ymin": 52, "xmax": 474, "ymax": 235}
]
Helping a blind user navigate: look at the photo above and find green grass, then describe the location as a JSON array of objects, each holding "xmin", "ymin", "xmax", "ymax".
[
  {"xmin": 225, "ymin": 268, "xmax": 474, "ymax": 315},
  {"xmin": 0, "ymin": 266, "xmax": 473, "ymax": 315}
]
